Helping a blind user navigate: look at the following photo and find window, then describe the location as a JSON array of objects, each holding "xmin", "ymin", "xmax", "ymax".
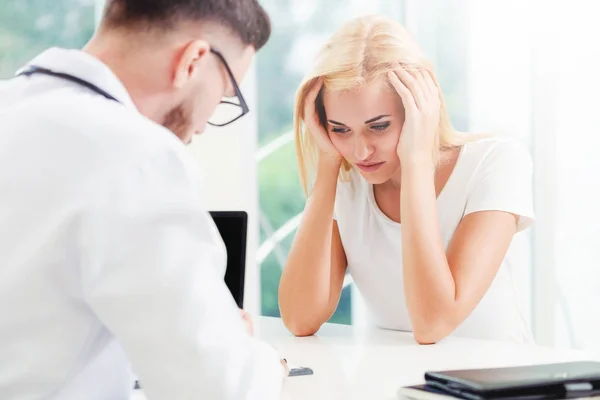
[{"xmin": 0, "ymin": 0, "xmax": 95, "ymax": 79}]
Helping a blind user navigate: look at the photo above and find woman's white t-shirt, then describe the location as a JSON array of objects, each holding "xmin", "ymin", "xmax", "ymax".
[{"xmin": 334, "ymin": 137, "xmax": 535, "ymax": 343}]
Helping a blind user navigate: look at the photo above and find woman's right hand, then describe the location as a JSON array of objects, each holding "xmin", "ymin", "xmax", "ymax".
[{"xmin": 303, "ymin": 78, "xmax": 343, "ymax": 164}]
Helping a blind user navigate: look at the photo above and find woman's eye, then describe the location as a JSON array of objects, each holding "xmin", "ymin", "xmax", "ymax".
[
  {"xmin": 332, "ymin": 127, "xmax": 350, "ymax": 134},
  {"xmin": 371, "ymin": 122, "xmax": 391, "ymax": 132}
]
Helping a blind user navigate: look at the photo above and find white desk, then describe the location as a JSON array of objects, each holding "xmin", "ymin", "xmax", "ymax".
[{"xmin": 133, "ymin": 316, "xmax": 592, "ymax": 400}]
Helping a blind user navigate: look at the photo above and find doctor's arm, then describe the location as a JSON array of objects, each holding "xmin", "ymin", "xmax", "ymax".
[{"xmin": 81, "ymin": 152, "xmax": 285, "ymax": 400}]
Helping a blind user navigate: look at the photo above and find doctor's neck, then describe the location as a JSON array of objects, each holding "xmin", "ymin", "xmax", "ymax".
[{"xmin": 83, "ymin": 30, "xmax": 181, "ymax": 124}]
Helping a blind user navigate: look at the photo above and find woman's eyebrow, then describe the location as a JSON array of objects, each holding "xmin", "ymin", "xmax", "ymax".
[{"xmin": 364, "ymin": 115, "xmax": 390, "ymax": 124}]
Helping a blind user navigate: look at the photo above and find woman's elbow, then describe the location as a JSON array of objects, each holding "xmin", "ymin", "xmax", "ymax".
[
  {"xmin": 289, "ymin": 324, "xmax": 320, "ymax": 337},
  {"xmin": 281, "ymin": 316, "xmax": 321, "ymax": 337},
  {"xmin": 411, "ymin": 319, "xmax": 453, "ymax": 345},
  {"xmin": 412, "ymin": 330, "xmax": 441, "ymax": 345},
  {"xmin": 279, "ymin": 303, "xmax": 320, "ymax": 337},
  {"xmin": 279, "ymin": 294, "xmax": 326, "ymax": 336}
]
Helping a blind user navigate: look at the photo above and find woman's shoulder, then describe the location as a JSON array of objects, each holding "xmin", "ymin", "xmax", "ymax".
[
  {"xmin": 458, "ymin": 136, "xmax": 535, "ymax": 231},
  {"xmin": 460, "ymin": 136, "xmax": 532, "ymax": 173},
  {"xmin": 463, "ymin": 135, "xmax": 528, "ymax": 154},
  {"xmin": 463, "ymin": 134, "xmax": 525, "ymax": 153}
]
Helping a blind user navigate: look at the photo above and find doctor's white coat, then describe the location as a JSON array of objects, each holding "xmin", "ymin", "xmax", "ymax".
[{"xmin": 0, "ymin": 48, "xmax": 284, "ymax": 400}]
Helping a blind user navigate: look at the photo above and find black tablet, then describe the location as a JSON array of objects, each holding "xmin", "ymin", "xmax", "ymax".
[{"xmin": 424, "ymin": 361, "xmax": 600, "ymax": 400}]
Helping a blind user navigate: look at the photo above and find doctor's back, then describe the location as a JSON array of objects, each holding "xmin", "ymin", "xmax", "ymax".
[{"xmin": 0, "ymin": 1, "xmax": 285, "ymax": 399}]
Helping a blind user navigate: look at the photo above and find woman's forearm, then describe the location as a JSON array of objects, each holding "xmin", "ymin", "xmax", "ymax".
[
  {"xmin": 400, "ymin": 158, "xmax": 456, "ymax": 342},
  {"xmin": 278, "ymin": 158, "xmax": 341, "ymax": 335}
]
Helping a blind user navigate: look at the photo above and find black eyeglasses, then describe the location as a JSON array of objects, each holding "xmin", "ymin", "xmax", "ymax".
[{"xmin": 208, "ymin": 48, "xmax": 250, "ymax": 127}]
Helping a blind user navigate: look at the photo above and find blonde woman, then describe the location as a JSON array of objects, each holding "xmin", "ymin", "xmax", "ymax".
[{"xmin": 278, "ymin": 15, "xmax": 535, "ymax": 344}]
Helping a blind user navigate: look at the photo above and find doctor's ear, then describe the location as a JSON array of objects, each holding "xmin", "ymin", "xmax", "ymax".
[{"xmin": 173, "ymin": 40, "xmax": 211, "ymax": 89}]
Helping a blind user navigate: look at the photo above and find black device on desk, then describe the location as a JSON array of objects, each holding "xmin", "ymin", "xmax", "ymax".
[
  {"xmin": 401, "ymin": 361, "xmax": 600, "ymax": 400},
  {"xmin": 209, "ymin": 211, "xmax": 247, "ymax": 308}
]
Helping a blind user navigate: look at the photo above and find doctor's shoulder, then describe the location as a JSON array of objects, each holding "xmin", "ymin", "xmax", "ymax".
[
  {"xmin": 64, "ymin": 99, "xmax": 196, "ymax": 180},
  {"xmin": 74, "ymin": 98, "xmax": 187, "ymax": 156}
]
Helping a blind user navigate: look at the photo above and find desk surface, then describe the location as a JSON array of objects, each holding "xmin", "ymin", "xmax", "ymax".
[{"xmin": 134, "ymin": 317, "xmax": 592, "ymax": 400}]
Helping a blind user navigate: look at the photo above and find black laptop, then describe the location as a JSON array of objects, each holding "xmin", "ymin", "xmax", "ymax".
[
  {"xmin": 209, "ymin": 211, "xmax": 247, "ymax": 309},
  {"xmin": 400, "ymin": 362, "xmax": 600, "ymax": 400}
]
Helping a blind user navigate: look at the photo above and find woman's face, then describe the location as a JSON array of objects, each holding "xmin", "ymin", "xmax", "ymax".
[{"xmin": 322, "ymin": 80, "xmax": 405, "ymax": 184}]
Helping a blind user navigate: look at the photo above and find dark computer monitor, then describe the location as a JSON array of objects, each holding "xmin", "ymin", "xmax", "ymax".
[{"xmin": 209, "ymin": 211, "xmax": 247, "ymax": 308}]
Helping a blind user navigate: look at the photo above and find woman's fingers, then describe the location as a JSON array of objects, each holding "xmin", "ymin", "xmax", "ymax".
[
  {"xmin": 392, "ymin": 65, "xmax": 441, "ymax": 114},
  {"xmin": 306, "ymin": 77, "xmax": 323, "ymax": 103},
  {"xmin": 421, "ymin": 70, "xmax": 439, "ymax": 102},
  {"xmin": 304, "ymin": 78, "xmax": 323, "ymax": 117},
  {"xmin": 301, "ymin": 77, "xmax": 341, "ymax": 159},
  {"xmin": 303, "ymin": 77, "xmax": 328, "ymax": 137},
  {"xmin": 393, "ymin": 66, "xmax": 428, "ymax": 110},
  {"xmin": 388, "ymin": 69, "xmax": 417, "ymax": 113}
]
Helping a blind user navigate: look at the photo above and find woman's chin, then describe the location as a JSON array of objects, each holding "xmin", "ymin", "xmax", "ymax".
[{"xmin": 356, "ymin": 169, "xmax": 392, "ymax": 185}]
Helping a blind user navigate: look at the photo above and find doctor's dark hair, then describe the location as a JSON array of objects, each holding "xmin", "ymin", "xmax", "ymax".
[{"xmin": 100, "ymin": 0, "xmax": 271, "ymax": 50}]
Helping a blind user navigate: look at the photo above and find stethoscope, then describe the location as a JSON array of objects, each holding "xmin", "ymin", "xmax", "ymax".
[{"xmin": 17, "ymin": 65, "xmax": 121, "ymax": 104}]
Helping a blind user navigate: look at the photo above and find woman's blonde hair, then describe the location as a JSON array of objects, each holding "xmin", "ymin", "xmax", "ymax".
[{"xmin": 294, "ymin": 15, "xmax": 471, "ymax": 194}]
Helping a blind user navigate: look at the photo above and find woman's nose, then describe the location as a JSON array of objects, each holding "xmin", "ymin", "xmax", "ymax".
[{"xmin": 353, "ymin": 134, "xmax": 374, "ymax": 161}]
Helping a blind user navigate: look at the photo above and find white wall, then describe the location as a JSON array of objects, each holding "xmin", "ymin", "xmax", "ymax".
[
  {"xmin": 466, "ymin": 0, "xmax": 534, "ymax": 145},
  {"xmin": 466, "ymin": 0, "xmax": 600, "ymax": 349},
  {"xmin": 528, "ymin": 0, "xmax": 561, "ymax": 346},
  {"xmin": 553, "ymin": 1, "xmax": 600, "ymax": 351},
  {"xmin": 187, "ymin": 65, "xmax": 260, "ymax": 315},
  {"xmin": 465, "ymin": 0, "xmax": 564, "ymax": 345}
]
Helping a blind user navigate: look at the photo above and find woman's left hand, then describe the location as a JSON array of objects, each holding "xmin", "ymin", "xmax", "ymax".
[{"xmin": 388, "ymin": 65, "xmax": 440, "ymax": 163}]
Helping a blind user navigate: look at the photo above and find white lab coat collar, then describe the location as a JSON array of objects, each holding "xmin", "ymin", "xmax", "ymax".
[{"xmin": 18, "ymin": 47, "xmax": 138, "ymax": 110}]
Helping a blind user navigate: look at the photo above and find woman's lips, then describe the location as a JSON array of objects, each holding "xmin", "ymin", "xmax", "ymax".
[{"xmin": 356, "ymin": 161, "xmax": 385, "ymax": 172}]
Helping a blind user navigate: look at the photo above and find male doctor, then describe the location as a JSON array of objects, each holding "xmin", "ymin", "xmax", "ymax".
[{"xmin": 0, "ymin": 0, "xmax": 287, "ymax": 399}]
